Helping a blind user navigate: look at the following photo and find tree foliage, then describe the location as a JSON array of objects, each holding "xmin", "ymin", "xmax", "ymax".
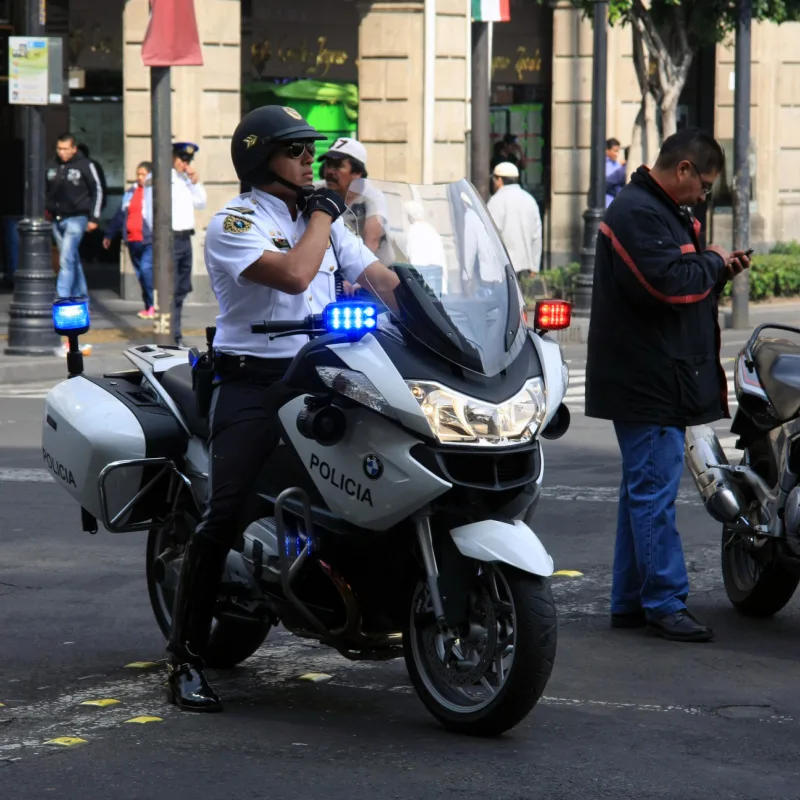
[{"xmin": 548, "ymin": 0, "xmax": 800, "ymax": 155}]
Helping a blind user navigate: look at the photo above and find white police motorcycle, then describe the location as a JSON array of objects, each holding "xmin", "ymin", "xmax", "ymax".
[{"xmin": 41, "ymin": 179, "xmax": 572, "ymax": 736}]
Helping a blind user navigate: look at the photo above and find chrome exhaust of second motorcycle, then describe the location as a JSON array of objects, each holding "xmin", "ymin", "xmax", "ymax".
[{"xmin": 684, "ymin": 425, "xmax": 747, "ymax": 525}]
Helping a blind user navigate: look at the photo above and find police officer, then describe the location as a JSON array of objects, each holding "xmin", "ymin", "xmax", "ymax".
[
  {"xmin": 172, "ymin": 142, "xmax": 207, "ymax": 345},
  {"xmin": 165, "ymin": 106, "xmax": 400, "ymax": 712}
]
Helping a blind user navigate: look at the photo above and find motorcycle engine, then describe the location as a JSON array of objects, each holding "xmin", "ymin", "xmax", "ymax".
[{"xmin": 783, "ymin": 486, "xmax": 800, "ymax": 554}]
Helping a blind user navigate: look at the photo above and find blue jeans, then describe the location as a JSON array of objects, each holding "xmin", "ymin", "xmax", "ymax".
[
  {"xmin": 611, "ymin": 422, "xmax": 690, "ymax": 620},
  {"xmin": 53, "ymin": 216, "xmax": 89, "ymax": 298},
  {"xmin": 128, "ymin": 241, "xmax": 153, "ymax": 309}
]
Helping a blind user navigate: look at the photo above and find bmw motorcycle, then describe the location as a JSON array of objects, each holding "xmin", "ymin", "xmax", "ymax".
[
  {"xmin": 41, "ymin": 179, "xmax": 572, "ymax": 736},
  {"xmin": 686, "ymin": 323, "xmax": 800, "ymax": 617}
]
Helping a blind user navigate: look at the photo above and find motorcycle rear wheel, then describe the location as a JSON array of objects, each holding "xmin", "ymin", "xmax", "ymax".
[
  {"xmin": 721, "ymin": 525, "xmax": 799, "ymax": 617},
  {"xmin": 404, "ymin": 563, "xmax": 557, "ymax": 737},
  {"xmin": 146, "ymin": 526, "xmax": 271, "ymax": 669}
]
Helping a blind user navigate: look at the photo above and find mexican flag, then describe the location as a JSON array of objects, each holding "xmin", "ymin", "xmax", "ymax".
[{"xmin": 471, "ymin": 0, "xmax": 511, "ymax": 22}]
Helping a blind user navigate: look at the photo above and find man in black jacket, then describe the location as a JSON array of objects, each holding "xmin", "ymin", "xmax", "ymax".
[
  {"xmin": 46, "ymin": 133, "xmax": 104, "ymax": 299},
  {"xmin": 586, "ymin": 128, "xmax": 750, "ymax": 643}
]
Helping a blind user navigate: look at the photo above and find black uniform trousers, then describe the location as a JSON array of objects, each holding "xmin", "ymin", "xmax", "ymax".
[
  {"xmin": 194, "ymin": 357, "xmax": 295, "ymax": 550},
  {"xmin": 173, "ymin": 234, "xmax": 193, "ymax": 344}
]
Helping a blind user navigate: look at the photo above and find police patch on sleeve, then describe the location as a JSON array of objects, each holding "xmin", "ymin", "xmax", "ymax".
[{"xmin": 223, "ymin": 215, "xmax": 252, "ymax": 234}]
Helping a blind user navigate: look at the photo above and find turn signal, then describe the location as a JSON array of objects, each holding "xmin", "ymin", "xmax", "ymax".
[{"xmin": 534, "ymin": 300, "xmax": 571, "ymax": 331}]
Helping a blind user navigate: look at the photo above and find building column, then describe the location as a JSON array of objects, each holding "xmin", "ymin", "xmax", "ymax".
[
  {"xmin": 121, "ymin": 0, "xmax": 241, "ymax": 304},
  {"xmin": 356, "ymin": 0, "xmax": 470, "ymax": 183},
  {"xmin": 549, "ymin": 6, "xmax": 593, "ymax": 267}
]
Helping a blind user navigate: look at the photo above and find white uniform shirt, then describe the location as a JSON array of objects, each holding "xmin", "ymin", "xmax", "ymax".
[
  {"xmin": 205, "ymin": 188, "xmax": 379, "ymax": 359},
  {"xmin": 487, "ymin": 183, "xmax": 542, "ymax": 274},
  {"xmin": 172, "ymin": 169, "xmax": 207, "ymax": 232}
]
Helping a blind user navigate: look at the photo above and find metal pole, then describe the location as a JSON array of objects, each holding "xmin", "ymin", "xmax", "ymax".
[
  {"xmin": 731, "ymin": 0, "xmax": 751, "ymax": 330},
  {"xmin": 470, "ymin": 21, "xmax": 490, "ymax": 201},
  {"xmin": 573, "ymin": 0, "xmax": 608, "ymax": 317},
  {"xmin": 5, "ymin": 0, "xmax": 60, "ymax": 356},
  {"xmin": 151, "ymin": 66, "xmax": 173, "ymax": 347}
]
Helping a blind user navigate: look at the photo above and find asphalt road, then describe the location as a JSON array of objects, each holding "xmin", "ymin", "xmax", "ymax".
[{"xmin": 2, "ymin": 370, "xmax": 800, "ymax": 799}]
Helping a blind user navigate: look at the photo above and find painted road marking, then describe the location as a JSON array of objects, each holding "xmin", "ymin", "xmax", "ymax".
[
  {"xmin": 80, "ymin": 699, "xmax": 120, "ymax": 708},
  {"xmin": 0, "ymin": 468, "xmax": 55, "ymax": 483},
  {"xmin": 1, "ymin": 626, "xmax": 796, "ymax": 761},
  {"xmin": 0, "ymin": 467, "xmax": 720, "ymax": 507},
  {"xmin": 43, "ymin": 737, "xmax": 87, "ymax": 747},
  {"xmin": 124, "ymin": 661, "xmax": 161, "ymax": 669},
  {"xmin": 565, "ymin": 367, "xmax": 738, "ymax": 416},
  {"xmin": 298, "ymin": 672, "xmax": 333, "ymax": 683},
  {"xmin": 553, "ymin": 570, "xmax": 584, "ymax": 577}
]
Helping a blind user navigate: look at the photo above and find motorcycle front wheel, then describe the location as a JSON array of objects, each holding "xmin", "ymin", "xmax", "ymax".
[
  {"xmin": 404, "ymin": 562, "xmax": 557, "ymax": 737},
  {"xmin": 146, "ymin": 525, "xmax": 271, "ymax": 669}
]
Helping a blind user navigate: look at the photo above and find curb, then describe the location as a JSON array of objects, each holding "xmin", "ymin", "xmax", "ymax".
[
  {"xmin": 0, "ymin": 327, "xmax": 208, "ymax": 345},
  {"xmin": 0, "ymin": 353, "xmax": 133, "ymax": 384}
]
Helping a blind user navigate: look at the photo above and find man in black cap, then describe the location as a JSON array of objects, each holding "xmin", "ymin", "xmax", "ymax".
[{"xmin": 171, "ymin": 141, "xmax": 207, "ymax": 345}]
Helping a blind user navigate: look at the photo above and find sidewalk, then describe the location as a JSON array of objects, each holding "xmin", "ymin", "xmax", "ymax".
[
  {"xmin": 0, "ymin": 288, "xmax": 218, "ymax": 384},
  {"xmin": 557, "ymin": 297, "xmax": 800, "ymax": 360},
  {"xmin": 2, "ymin": 288, "xmax": 800, "ymax": 384}
]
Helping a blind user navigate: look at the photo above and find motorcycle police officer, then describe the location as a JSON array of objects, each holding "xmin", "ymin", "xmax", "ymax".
[{"xmin": 165, "ymin": 106, "xmax": 400, "ymax": 712}]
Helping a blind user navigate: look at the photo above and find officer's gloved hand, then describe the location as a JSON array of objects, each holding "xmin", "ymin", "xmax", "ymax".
[{"xmin": 299, "ymin": 188, "xmax": 346, "ymax": 222}]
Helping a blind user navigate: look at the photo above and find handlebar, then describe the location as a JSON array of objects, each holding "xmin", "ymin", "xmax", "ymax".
[
  {"xmin": 250, "ymin": 313, "xmax": 324, "ymax": 335},
  {"xmin": 250, "ymin": 319, "xmax": 307, "ymax": 335},
  {"xmin": 743, "ymin": 322, "xmax": 800, "ymax": 366}
]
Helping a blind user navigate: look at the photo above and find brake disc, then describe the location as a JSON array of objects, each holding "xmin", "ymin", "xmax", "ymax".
[{"xmin": 420, "ymin": 584, "xmax": 498, "ymax": 688}]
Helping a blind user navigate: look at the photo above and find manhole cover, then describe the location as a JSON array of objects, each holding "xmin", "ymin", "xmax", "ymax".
[{"xmin": 714, "ymin": 705, "xmax": 774, "ymax": 720}]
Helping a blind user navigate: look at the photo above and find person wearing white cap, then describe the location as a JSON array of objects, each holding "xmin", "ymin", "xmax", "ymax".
[
  {"xmin": 317, "ymin": 137, "xmax": 393, "ymax": 271},
  {"xmin": 487, "ymin": 161, "xmax": 542, "ymax": 276}
]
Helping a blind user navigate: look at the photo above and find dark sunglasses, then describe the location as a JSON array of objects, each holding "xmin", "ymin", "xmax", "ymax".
[
  {"xmin": 688, "ymin": 161, "xmax": 714, "ymax": 197},
  {"xmin": 285, "ymin": 141, "xmax": 316, "ymax": 159}
]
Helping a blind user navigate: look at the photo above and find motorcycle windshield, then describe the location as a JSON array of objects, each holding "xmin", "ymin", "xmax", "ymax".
[{"xmin": 351, "ymin": 178, "xmax": 527, "ymax": 378}]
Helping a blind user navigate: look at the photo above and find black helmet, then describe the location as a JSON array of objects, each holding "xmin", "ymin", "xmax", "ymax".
[{"xmin": 231, "ymin": 105, "xmax": 325, "ymax": 185}]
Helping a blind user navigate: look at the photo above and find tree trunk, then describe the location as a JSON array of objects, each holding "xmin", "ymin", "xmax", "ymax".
[
  {"xmin": 627, "ymin": 24, "xmax": 660, "ymax": 177},
  {"xmin": 631, "ymin": 0, "xmax": 694, "ymax": 145},
  {"xmin": 660, "ymin": 99, "xmax": 678, "ymax": 139}
]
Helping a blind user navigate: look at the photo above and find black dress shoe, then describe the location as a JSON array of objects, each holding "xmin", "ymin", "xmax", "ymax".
[
  {"xmin": 646, "ymin": 610, "xmax": 714, "ymax": 642},
  {"xmin": 611, "ymin": 610, "xmax": 647, "ymax": 629},
  {"xmin": 167, "ymin": 661, "xmax": 223, "ymax": 712}
]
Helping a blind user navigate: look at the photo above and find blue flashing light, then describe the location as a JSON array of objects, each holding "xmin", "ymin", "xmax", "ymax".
[
  {"xmin": 52, "ymin": 296, "xmax": 90, "ymax": 337},
  {"xmin": 323, "ymin": 301, "xmax": 378, "ymax": 338}
]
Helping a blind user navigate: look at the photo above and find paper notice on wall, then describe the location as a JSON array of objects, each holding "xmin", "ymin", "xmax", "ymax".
[{"xmin": 9, "ymin": 37, "xmax": 49, "ymax": 105}]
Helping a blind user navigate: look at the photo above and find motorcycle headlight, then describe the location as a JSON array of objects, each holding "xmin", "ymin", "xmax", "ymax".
[
  {"xmin": 316, "ymin": 367, "xmax": 396, "ymax": 419},
  {"xmin": 406, "ymin": 378, "xmax": 546, "ymax": 446}
]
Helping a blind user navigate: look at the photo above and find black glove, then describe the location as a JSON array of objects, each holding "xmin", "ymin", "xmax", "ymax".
[{"xmin": 299, "ymin": 187, "xmax": 346, "ymax": 222}]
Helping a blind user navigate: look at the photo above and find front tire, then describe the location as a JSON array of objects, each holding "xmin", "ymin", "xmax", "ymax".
[
  {"xmin": 404, "ymin": 563, "xmax": 557, "ymax": 737},
  {"xmin": 721, "ymin": 525, "xmax": 799, "ymax": 617},
  {"xmin": 146, "ymin": 526, "xmax": 271, "ymax": 669}
]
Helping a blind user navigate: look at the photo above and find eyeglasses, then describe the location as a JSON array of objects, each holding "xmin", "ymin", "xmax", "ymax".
[
  {"xmin": 688, "ymin": 161, "xmax": 714, "ymax": 197},
  {"xmin": 285, "ymin": 141, "xmax": 316, "ymax": 159}
]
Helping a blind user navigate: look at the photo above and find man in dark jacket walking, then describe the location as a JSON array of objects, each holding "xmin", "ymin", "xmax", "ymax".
[
  {"xmin": 46, "ymin": 132, "xmax": 104, "ymax": 299},
  {"xmin": 585, "ymin": 128, "xmax": 750, "ymax": 642}
]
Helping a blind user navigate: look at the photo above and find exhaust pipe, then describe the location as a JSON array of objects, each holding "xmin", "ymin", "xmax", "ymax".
[{"xmin": 684, "ymin": 426, "xmax": 745, "ymax": 524}]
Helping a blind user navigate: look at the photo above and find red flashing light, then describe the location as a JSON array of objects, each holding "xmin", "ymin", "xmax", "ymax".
[{"xmin": 534, "ymin": 300, "xmax": 572, "ymax": 331}]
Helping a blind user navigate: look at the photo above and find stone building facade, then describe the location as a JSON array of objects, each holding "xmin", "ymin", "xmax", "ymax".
[{"xmin": 2, "ymin": 0, "xmax": 798, "ymax": 298}]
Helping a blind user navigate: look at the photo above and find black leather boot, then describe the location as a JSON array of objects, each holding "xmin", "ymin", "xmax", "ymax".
[{"xmin": 165, "ymin": 534, "xmax": 228, "ymax": 712}]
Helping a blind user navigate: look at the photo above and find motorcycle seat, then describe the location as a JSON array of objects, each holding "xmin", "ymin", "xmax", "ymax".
[
  {"xmin": 753, "ymin": 337, "xmax": 800, "ymax": 422},
  {"xmin": 158, "ymin": 363, "xmax": 210, "ymax": 440}
]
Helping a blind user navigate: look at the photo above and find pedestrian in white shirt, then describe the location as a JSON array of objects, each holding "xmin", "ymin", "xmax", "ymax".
[
  {"xmin": 487, "ymin": 162, "xmax": 542, "ymax": 276},
  {"xmin": 404, "ymin": 200, "xmax": 447, "ymax": 296},
  {"xmin": 171, "ymin": 141, "xmax": 207, "ymax": 345}
]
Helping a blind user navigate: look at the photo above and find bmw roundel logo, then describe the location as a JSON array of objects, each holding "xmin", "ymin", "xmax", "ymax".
[{"xmin": 363, "ymin": 454, "xmax": 384, "ymax": 480}]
